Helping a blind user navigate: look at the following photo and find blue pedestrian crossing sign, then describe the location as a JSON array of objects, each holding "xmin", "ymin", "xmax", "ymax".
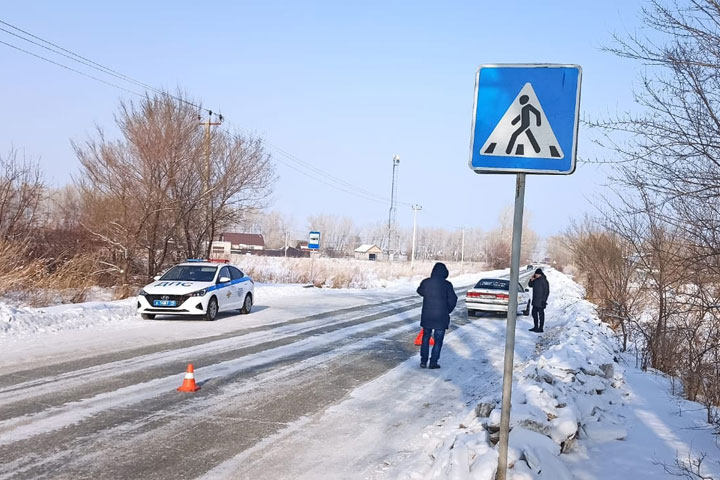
[{"xmin": 469, "ymin": 64, "xmax": 582, "ymax": 175}]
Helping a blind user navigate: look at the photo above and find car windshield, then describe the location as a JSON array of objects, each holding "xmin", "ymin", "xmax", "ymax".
[
  {"xmin": 159, "ymin": 265, "xmax": 217, "ymax": 282},
  {"xmin": 474, "ymin": 279, "xmax": 509, "ymax": 290}
]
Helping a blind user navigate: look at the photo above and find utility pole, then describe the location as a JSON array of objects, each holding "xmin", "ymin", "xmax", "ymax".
[
  {"xmin": 199, "ymin": 111, "xmax": 223, "ymax": 257},
  {"xmin": 284, "ymin": 230, "xmax": 289, "ymax": 257},
  {"xmin": 461, "ymin": 227, "xmax": 465, "ymax": 265},
  {"xmin": 387, "ymin": 154, "xmax": 400, "ymax": 258},
  {"xmin": 411, "ymin": 204, "xmax": 422, "ymax": 268}
]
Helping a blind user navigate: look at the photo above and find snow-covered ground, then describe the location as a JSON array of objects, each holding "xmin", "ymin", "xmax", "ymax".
[
  {"xmin": 202, "ymin": 269, "xmax": 720, "ymax": 480},
  {"xmin": 0, "ymin": 271, "xmax": 490, "ymax": 374},
  {"xmin": 2, "ymin": 267, "xmax": 719, "ymax": 479}
]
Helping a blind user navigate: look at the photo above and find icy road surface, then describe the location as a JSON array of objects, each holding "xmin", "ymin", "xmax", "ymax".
[
  {"xmin": 0, "ymin": 270, "xmax": 524, "ymax": 479},
  {"xmin": 3, "ymin": 269, "xmax": 719, "ymax": 479}
]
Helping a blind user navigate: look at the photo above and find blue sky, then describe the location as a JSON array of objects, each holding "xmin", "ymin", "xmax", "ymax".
[{"xmin": 0, "ymin": 1, "xmax": 642, "ymax": 237}]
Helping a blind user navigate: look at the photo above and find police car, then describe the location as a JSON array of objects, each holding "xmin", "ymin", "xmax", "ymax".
[{"xmin": 137, "ymin": 259, "xmax": 254, "ymax": 321}]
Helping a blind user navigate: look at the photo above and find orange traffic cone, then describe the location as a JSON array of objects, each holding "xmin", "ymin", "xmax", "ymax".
[
  {"xmin": 413, "ymin": 329, "xmax": 435, "ymax": 346},
  {"xmin": 177, "ymin": 363, "xmax": 201, "ymax": 392}
]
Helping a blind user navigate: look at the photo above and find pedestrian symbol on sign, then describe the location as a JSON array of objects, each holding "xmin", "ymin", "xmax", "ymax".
[{"xmin": 480, "ymin": 83, "xmax": 563, "ymax": 160}]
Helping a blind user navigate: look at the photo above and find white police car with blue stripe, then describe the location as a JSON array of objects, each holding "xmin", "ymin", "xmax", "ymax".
[{"xmin": 137, "ymin": 259, "xmax": 254, "ymax": 321}]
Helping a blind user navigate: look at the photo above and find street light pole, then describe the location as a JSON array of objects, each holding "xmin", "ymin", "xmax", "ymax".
[
  {"xmin": 411, "ymin": 204, "xmax": 422, "ymax": 268},
  {"xmin": 387, "ymin": 154, "xmax": 400, "ymax": 256},
  {"xmin": 199, "ymin": 111, "xmax": 223, "ymax": 258}
]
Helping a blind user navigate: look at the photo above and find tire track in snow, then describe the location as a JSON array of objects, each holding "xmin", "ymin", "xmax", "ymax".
[
  {"xmin": 0, "ymin": 296, "xmax": 423, "ymax": 420},
  {"xmin": 0, "ymin": 305, "xmax": 458, "ymax": 479},
  {"xmin": 1, "ymin": 293, "xmax": 421, "ymax": 390},
  {"xmin": 0, "ymin": 287, "xmax": 475, "ymax": 479}
]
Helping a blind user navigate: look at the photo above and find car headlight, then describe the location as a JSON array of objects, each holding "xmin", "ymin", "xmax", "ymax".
[
  {"xmin": 189, "ymin": 288, "xmax": 208, "ymax": 297},
  {"xmin": 139, "ymin": 288, "xmax": 148, "ymax": 296}
]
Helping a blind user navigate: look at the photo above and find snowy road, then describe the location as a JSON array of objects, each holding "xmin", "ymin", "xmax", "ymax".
[
  {"xmin": 7, "ymin": 269, "xmax": 714, "ymax": 479},
  {"xmin": 0, "ymin": 280, "xmax": 489, "ymax": 480}
]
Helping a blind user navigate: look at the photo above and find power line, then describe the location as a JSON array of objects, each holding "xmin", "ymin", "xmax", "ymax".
[
  {"xmin": 222, "ymin": 121, "xmax": 394, "ymax": 201},
  {"xmin": 0, "ymin": 39, "xmax": 146, "ymax": 98},
  {"xmin": 220, "ymin": 125, "xmax": 391, "ymax": 205},
  {"xmin": 267, "ymin": 140, "xmax": 412, "ymax": 206},
  {"xmin": 222, "ymin": 122, "xmax": 413, "ymax": 207},
  {"xmin": 0, "ymin": 18, "xmax": 217, "ymax": 117},
  {"xmin": 0, "ymin": 19, "xmax": 413, "ymax": 209},
  {"xmin": 0, "ymin": 24, "xmax": 156, "ymax": 92}
]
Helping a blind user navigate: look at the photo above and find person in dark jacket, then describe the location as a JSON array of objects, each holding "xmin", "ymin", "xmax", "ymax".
[
  {"xmin": 416, "ymin": 262, "xmax": 458, "ymax": 369},
  {"xmin": 528, "ymin": 268, "xmax": 549, "ymax": 332}
]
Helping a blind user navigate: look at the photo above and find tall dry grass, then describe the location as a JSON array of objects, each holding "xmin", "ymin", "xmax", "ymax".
[
  {"xmin": 0, "ymin": 241, "xmax": 45, "ymax": 295},
  {"xmin": 34, "ymin": 253, "xmax": 103, "ymax": 304},
  {"xmin": 0, "ymin": 241, "xmax": 106, "ymax": 305},
  {"xmin": 0, "ymin": 247, "xmax": 487, "ymax": 307}
]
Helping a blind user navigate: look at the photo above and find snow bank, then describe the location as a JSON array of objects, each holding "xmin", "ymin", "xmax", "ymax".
[
  {"xmin": 403, "ymin": 269, "xmax": 622, "ymax": 479},
  {"xmin": 0, "ymin": 299, "xmax": 137, "ymax": 337}
]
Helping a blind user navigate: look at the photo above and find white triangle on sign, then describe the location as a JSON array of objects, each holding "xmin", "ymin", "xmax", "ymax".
[{"xmin": 480, "ymin": 83, "xmax": 564, "ymax": 159}]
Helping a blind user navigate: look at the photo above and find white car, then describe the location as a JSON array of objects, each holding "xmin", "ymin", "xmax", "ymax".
[
  {"xmin": 466, "ymin": 277, "xmax": 531, "ymax": 317},
  {"xmin": 137, "ymin": 260, "xmax": 254, "ymax": 321}
]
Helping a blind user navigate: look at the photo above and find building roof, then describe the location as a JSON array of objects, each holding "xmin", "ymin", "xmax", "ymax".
[
  {"xmin": 354, "ymin": 244, "xmax": 382, "ymax": 253},
  {"xmin": 220, "ymin": 232, "xmax": 265, "ymax": 247}
]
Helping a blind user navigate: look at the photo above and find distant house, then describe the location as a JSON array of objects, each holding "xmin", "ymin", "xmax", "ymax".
[
  {"xmin": 354, "ymin": 244, "xmax": 383, "ymax": 261},
  {"xmin": 211, "ymin": 233, "xmax": 265, "ymax": 257},
  {"xmin": 220, "ymin": 233, "xmax": 265, "ymax": 251},
  {"xmin": 210, "ymin": 241, "xmax": 231, "ymax": 257}
]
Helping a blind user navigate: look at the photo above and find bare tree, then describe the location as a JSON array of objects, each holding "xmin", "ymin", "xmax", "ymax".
[
  {"xmin": 306, "ymin": 214, "xmax": 359, "ymax": 256},
  {"xmin": 483, "ymin": 206, "xmax": 537, "ymax": 268},
  {"xmin": 199, "ymin": 131, "xmax": 275, "ymax": 257},
  {"xmin": 545, "ymin": 234, "xmax": 573, "ymax": 270},
  {"xmin": 564, "ymin": 216, "xmax": 646, "ymax": 352},
  {"xmin": 359, "ymin": 221, "xmax": 388, "ymax": 250},
  {"xmin": 74, "ymin": 91, "xmax": 275, "ymax": 281},
  {"xmin": 237, "ymin": 210, "xmax": 296, "ymax": 249},
  {"xmin": 584, "ymin": 0, "xmax": 720, "ymax": 411},
  {"xmin": 0, "ymin": 148, "xmax": 44, "ymax": 241}
]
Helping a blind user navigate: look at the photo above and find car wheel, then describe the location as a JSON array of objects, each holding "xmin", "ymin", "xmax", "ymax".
[
  {"xmin": 205, "ymin": 297, "xmax": 218, "ymax": 321},
  {"xmin": 141, "ymin": 313, "xmax": 156, "ymax": 320},
  {"xmin": 523, "ymin": 300, "xmax": 531, "ymax": 316},
  {"xmin": 467, "ymin": 309, "xmax": 475, "ymax": 317},
  {"xmin": 241, "ymin": 293, "xmax": 253, "ymax": 314}
]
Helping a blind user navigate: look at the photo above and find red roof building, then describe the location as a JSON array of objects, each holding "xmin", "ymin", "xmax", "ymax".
[{"xmin": 218, "ymin": 233, "xmax": 265, "ymax": 250}]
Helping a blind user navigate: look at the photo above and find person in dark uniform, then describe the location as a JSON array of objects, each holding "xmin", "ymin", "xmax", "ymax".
[
  {"xmin": 528, "ymin": 268, "xmax": 549, "ymax": 333},
  {"xmin": 416, "ymin": 262, "xmax": 458, "ymax": 369}
]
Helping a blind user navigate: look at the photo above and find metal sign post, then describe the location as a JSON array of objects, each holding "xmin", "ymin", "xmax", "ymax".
[
  {"xmin": 308, "ymin": 231, "xmax": 320, "ymax": 285},
  {"xmin": 467, "ymin": 64, "xmax": 581, "ymax": 480},
  {"xmin": 496, "ymin": 173, "xmax": 525, "ymax": 479}
]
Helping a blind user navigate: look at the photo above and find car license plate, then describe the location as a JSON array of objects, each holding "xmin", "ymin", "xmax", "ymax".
[{"xmin": 153, "ymin": 299, "xmax": 177, "ymax": 307}]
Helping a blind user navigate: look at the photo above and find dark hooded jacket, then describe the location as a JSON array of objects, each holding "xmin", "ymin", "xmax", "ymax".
[
  {"xmin": 528, "ymin": 268, "xmax": 549, "ymax": 308},
  {"xmin": 417, "ymin": 262, "xmax": 458, "ymax": 329}
]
